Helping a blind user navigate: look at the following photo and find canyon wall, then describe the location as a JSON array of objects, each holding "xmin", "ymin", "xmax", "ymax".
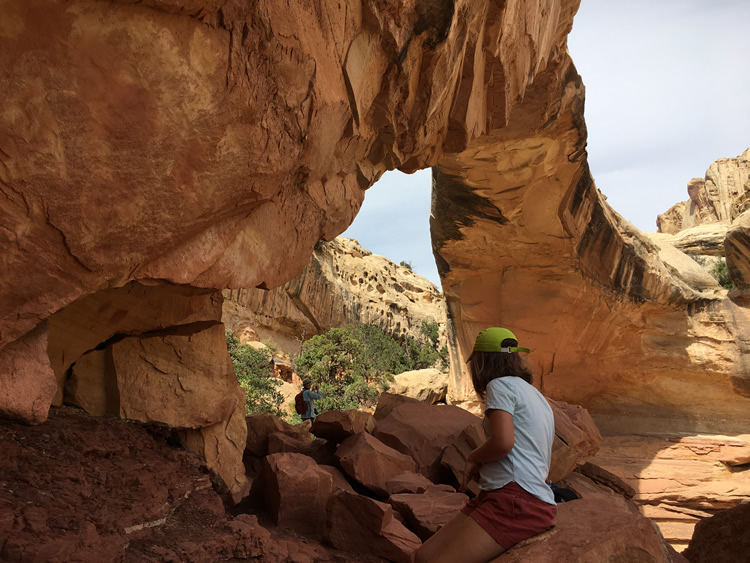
[
  {"xmin": 657, "ymin": 149, "xmax": 750, "ymax": 234},
  {"xmin": 432, "ymin": 62, "xmax": 750, "ymax": 432}
]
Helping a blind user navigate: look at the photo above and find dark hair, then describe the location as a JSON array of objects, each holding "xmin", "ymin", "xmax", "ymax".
[{"xmin": 469, "ymin": 339, "xmax": 532, "ymax": 398}]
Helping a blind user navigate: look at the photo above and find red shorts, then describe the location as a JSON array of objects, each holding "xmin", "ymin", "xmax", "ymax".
[{"xmin": 461, "ymin": 481, "xmax": 556, "ymax": 550}]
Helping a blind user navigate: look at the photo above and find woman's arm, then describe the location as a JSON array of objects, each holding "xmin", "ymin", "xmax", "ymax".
[
  {"xmin": 468, "ymin": 409, "xmax": 514, "ymax": 463},
  {"xmin": 461, "ymin": 409, "xmax": 514, "ymax": 491}
]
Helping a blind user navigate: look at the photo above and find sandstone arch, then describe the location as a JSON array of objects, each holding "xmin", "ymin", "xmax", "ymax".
[{"xmin": 2, "ymin": 0, "xmax": 749, "ymax": 509}]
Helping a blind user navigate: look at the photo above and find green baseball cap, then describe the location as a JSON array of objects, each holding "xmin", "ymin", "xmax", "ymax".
[{"xmin": 467, "ymin": 327, "xmax": 530, "ymax": 362}]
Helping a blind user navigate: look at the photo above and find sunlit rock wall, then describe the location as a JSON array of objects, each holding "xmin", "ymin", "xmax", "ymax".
[{"xmin": 433, "ymin": 55, "xmax": 750, "ymax": 433}]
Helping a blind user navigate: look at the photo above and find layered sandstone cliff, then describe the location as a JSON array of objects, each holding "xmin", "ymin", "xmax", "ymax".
[
  {"xmin": 223, "ymin": 237, "xmax": 448, "ymax": 357},
  {"xmin": 657, "ymin": 149, "xmax": 750, "ymax": 234},
  {"xmin": 656, "ymin": 149, "xmax": 750, "ymax": 292},
  {"xmin": 432, "ymin": 64, "xmax": 750, "ymax": 433}
]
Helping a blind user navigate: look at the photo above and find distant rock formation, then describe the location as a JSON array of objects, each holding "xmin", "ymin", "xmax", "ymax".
[
  {"xmin": 222, "ymin": 237, "xmax": 448, "ymax": 358},
  {"xmin": 655, "ymin": 150, "xmax": 750, "ymax": 293},
  {"xmin": 725, "ymin": 211, "xmax": 750, "ymax": 290},
  {"xmin": 657, "ymin": 149, "xmax": 750, "ymax": 233}
]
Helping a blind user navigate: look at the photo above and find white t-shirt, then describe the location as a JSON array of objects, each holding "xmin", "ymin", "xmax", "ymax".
[{"xmin": 479, "ymin": 376, "xmax": 555, "ymax": 505}]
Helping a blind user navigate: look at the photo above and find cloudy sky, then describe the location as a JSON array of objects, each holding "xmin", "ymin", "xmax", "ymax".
[{"xmin": 343, "ymin": 1, "xmax": 750, "ymax": 288}]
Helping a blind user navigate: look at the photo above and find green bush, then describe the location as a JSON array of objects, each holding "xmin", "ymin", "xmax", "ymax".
[
  {"xmin": 711, "ymin": 259, "xmax": 734, "ymax": 290},
  {"xmin": 295, "ymin": 323, "xmax": 444, "ymax": 414},
  {"xmin": 226, "ymin": 330, "xmax": 285, "ymax": 417},
  {"xmin": 399, "ymin": 260, "xmax": 413, "ymax": 271}
]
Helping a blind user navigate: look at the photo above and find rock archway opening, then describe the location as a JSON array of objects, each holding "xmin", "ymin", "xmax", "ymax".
[{"xmin": 342, "ymin": 168, "xmax": 441, "ymax": 290}]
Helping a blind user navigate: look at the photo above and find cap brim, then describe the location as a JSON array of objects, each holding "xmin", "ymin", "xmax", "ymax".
[{"xmin": 466, "ymin": 347, "xmax": 530, "ymax": 362}]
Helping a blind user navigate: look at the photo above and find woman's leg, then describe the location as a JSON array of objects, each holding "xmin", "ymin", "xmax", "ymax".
[{"xmin": 414, "ymin": 512, "xmax": 506, "ymax": 563}]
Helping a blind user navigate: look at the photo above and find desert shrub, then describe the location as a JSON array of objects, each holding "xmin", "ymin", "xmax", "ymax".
[
  {"xmin": 399, "ymin": 260, "xmax": 413, "ymax": 271},
  {"xmin": 711, "ymin": 259, "xmax": 734, "ymax": 290},
  {"xmin": 226, "ymin": 330, "xmax": 285, "ymax": 417},
  {"xmin": 295, "ymin": 322, "xmax": 444, "ymax": 414}
]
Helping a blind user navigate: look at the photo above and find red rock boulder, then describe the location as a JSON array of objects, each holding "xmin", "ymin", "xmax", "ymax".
[
  {"xmin": 0, "ymin": 323, "xmax": 55, "ymax": 424},
  {"xmin": 385, "ymin": 472, "xmax": 443, "ymax": 496},
  {"xmin": 311, "ymin": 409, "xmax": 375, "ymax": 443},
  {"xmin": 326, "ymin": 490, "xmax": 422, "ymax": 563},
  {"xmin": 335, "ymin": 432, "xmax": 417, "ymax": 497},
  {"xmin": 440, "ymin": 419, "xmax": 486, "ymax": 495},
  {"xmin": 547, "ymin": 398, "xmax": 603, "ymax": 482},
  {"xmin": 267, "ymin": 431, "xmax": 336, "ymax": 466},
  {"xmin": 319, "ymin": 465, "xmax": 356, "ymax": 494},
  {"xmin": 373, "ymin": 392, "xmax": 422, "ymax": 421},
  {"xmin": 260, "ymin": 453, "xmax": 332, "ymax": 540},
  {"xmin": 245, "ymin": 414, "xmax": 287, "ymax": 457},
  {"xmin": 389, "ymin": 489, "xmax": 469, "ymax": 541},
  {"xmin": 373, "ymin": 401, "xmax": 480, "ymax": 481},
  {"xmin": 496, "ymin": 493, "xmax": 686, "ymax": 562},
  {"xmin": 682, "ymin": 502, "xmax": 750, "ymax": 563}
]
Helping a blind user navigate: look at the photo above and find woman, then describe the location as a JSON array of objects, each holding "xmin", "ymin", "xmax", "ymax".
[{"xmin": 414, "ymin": 327, "xmax": 556, "ymax": 563}]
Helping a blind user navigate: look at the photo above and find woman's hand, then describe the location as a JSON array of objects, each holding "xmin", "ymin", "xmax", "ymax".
[{"xmin": 460, "ymin": 458, "xmax": 481, "ymax": 493}]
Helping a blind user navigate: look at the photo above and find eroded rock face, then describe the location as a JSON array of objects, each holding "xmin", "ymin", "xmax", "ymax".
[
  {"xmin": 42, "ymin": 283, "xmax": 248, "ymax": 502},
  {"xmin": 222, "ymin": 237, "xmax": 448, "ymax": 357},
  {"xmin": 649, "ymin": 224, "xmax": 730, "ymax": 257},
  {"xmin": 3, "ymin": 6, "xmax": 748, "ymax": 553},
  {"xmin": 1, "ymin": 0, "xmax": 590, "ymax": 520},
  {"xmin": 725, "ymin": 210, "xmax": 750, "ymax": 290},
  {"xmin": 657, "ymin": 149, "xmax": 750, "ymax": 232},
  {"xmin": 433, "ymin": 52, "xmax": 750, "ymax": 431}
]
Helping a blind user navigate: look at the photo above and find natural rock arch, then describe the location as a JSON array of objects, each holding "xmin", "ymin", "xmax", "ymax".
[{"xmin": 2, "ymin": 0, "xmax": 749, "ymax": 505}]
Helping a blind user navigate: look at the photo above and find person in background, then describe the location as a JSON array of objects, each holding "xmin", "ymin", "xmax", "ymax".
[
  {"xmin": 414, "ymin": 327, "xmax": 556, "ymax": 563},
  {"xmin": 301, "ymin": 377, "xmax": 322, "ymax": 422}
]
